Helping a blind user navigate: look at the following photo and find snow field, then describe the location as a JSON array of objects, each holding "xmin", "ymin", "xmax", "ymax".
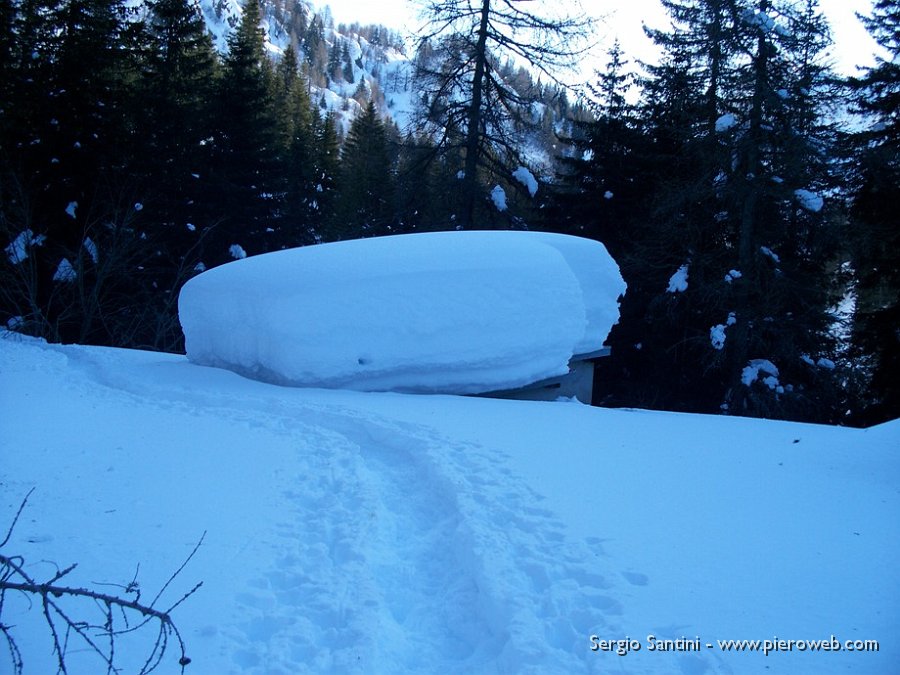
[
  {"xmin": 2, "ymin": 337, "xmax": 621, "ymax": 673},
  {"xmin": 1, "ymin": 335, "xmax": 897, "ymax": 674}
]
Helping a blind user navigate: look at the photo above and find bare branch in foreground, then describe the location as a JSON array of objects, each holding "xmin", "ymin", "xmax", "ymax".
[{"xmin": 0, "ymin": 491, "xmax": 204, "ymax": 674}]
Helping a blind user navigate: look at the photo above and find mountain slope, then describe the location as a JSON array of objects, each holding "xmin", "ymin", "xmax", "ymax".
[{"xmin": 195, "ymin": 0, "xmax": 578, "ymax": 164}]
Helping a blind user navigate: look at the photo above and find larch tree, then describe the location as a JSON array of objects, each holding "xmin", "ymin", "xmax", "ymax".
[{"xmin": 412, "ymin": 0, "xmax": 593, "ymax": 226}]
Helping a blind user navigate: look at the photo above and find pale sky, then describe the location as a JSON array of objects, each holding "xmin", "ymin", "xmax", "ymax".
[{"xmin": 320, "ymin": 0, "xmax": 881, "ymax": 76}]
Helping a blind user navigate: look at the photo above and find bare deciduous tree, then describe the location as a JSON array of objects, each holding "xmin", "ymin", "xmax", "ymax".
[{"xmin": 412, "ymin": 0, "xmax": 595, "ymax": 226}]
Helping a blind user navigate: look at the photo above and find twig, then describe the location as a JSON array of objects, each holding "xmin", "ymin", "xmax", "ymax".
[
  {"xmin": 151, "ymin": 533, "xmax": 206, "ymax": 611},
  {"xmin": 0, "ymin": 488, "xmax": 34, "ymax": 549},
  {"xmin": 0, "ymin": 622, "xmax": 24, "ymax": 675},
  {"xmin": 0, "ymin": 492, "xmax": 202, "ymax": 674}
]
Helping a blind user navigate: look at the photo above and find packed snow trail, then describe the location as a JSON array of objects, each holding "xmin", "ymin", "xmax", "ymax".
[{"xmin": 1, "ymin": 337, "xmax": 628, "ymax": 674}]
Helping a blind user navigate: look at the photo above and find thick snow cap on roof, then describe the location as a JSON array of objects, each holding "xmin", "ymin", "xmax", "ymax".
[{"xmin": 178, "ymin": 230, "xmax": 626, "ymax": 394}]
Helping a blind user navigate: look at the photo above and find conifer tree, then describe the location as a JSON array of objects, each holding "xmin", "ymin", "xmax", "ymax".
[
  {"xmin": 333, "ymin": 101, "xmax": 395, "ymax": 239},
  {"xmin": 395, "ymin": 132, "xmax": 450, "ymax": 231},
  {"xmin": 40, "ymin": 0, "xmax": 137, "ymax": 236},
  {"xmin": 142, "ymin": 0, "xmax": 218, "ymax": 170},
  {"xmin": 327, "ymin": 39, "xmax": 343, "ymax": 83},
  {"xmin": 3, "ymin": 0, "xmax": 55, "ymax": 154},
  {"xmin": 304, "ymin": 14, "xmax": 327, "ymax": 85},
  {"xmin": 548, "ymin": 43, "xmax": 656, "ymax": 407},
  {"xmin": 0, "ymin": 0, "xmax": 14, "ymax": 132},
  {"xmin": 552, "ymin": 41, "xmax": 643, "ymax": 255},
  {"xmin": 718, "ymin": 0, "xmax": 842, "ymax": 420},
  {"xmin": 0, "ymin": 0, "xmax": 153, "ymax": 346},
  {"xmin": 115, "ymin": 0, "xmax": 223, "ymax": 348},
  {"xmin": 587, "ymin": 1, "xmax": 745, "ymax": 412},
  {"xmin": 846, "ymin": 0, "xmax": 900, "ymax": 424},
  {"xmin": 274, "ymin": 44, "xmax": 312, "ymax": 155},
  {"xmin": 341, "ymin": 42, "xmax": 354, "ymax": 83},
  {"xmin": 212, "ymin": 0, "xmax": 280, "ymax": 259},
  {"xmin": 274, "ymin": 43, "xmax": 318, "ymax": 244},
  {"xmin": 140, "ymin": 0, "xmax": 219, "ymax": 231},
  {"xmin": 592, "ymin": 0, "xmax": 844, "ymax": 421},
  {"xmin": 310, "ymin": 111, "xmax": 341, "ymax": 234}
]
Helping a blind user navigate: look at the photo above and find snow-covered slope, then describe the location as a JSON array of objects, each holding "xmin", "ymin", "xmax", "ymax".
[
  {"xmin": 1, "ymin": 334, "xmax": 897, "ymax": 674},
  {"xmin": 199, "ymin": 0, "xmax": 305, "ymax": 54},
  {"xmin": 195, "ymin": 0, "xmax": 416, "ymax": 134}
]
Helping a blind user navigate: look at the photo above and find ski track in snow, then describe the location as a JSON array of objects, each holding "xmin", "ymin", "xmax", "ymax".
[{"xmin": 39, "ymin": 342, "xmax": 631, "ymax": 673}]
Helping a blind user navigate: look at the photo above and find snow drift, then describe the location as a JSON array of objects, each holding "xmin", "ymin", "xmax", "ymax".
[{"xmin": 178, "ymin": 231, "xmax": 625, "ymax": 394}]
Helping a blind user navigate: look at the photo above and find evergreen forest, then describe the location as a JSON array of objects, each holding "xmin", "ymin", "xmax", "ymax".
[{"xmin": 1, "ymin": 0, "xmax": 897, "ymax": 426}]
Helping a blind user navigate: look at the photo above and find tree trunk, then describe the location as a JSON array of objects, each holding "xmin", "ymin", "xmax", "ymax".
[
  {"xmin": 461, "ymin": 0, "xmax": 491, "ymax": 228},
  {"xmin": 727, "ymin": 0, "xmax": 769, "ymax": 412}
]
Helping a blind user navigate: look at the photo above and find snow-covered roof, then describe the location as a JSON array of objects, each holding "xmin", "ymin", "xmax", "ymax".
[{"xmin": 178, "ymin": 231, "xmax": 626, "ymax": 395}]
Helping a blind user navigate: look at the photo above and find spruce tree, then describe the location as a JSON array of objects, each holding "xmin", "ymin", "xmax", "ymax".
[
  {"xmin": 327, "ymin": 39, "xmax": 343, "ymax": 83},
  {"xmin": 304, "ymin": 14, "xmax": 327, "ymax": 85},
  {"xmin": 140, "ymin": 0, "xmax": 218, "ymax": 231},
  {"xmin": 846, "ymin": 0, "xmax": 900, "ymax": 424},
  {"xmin": 0, "ymin": 0, "xmax": 153, "ymax": 346},
  {"xmin": 549, "ymin": 43, "xmax": 658, "ymax": 408},
  {"xmin": 601, "ymin": 0, "xmax": 744, "ymax": 413},
  {"xmin": 310, "ymin": 111, "xmax": 341, "ymax": 235},
  {"xmin": 341, "ymin": 42, "xmax": 354, "ymax": 83},
  {"xmin": 110, "ymin": 0, "xmax": 222, "ymax": 349},
  {"xmin": 719, "ymin": 0, "xmax": 842, "ymax": 420},
  {"xmin": 212, "ymin": 0, "xmax": 280, "ymax": 260},
  {"xmin": 333, "ymin": 101, "xmax": 395, "ymax": 240},
  {"xmin": 274, "ymin": 43, "xmax": 318, "ymax": 244},
  {"xmin": 0, "ymin": 0, "xmax": 14, "ymax": 132},
  {"xmin": 142, "ymin": 0, "xmax": 218, "ymax": 169},
  {"xmin": 395, "ymin": 132, "xmax": 446, "ymax": 231},
  {"xmin": 3, "ymin": 0, "xmax": 56, "ymax": 156},
  {"xmin": 603, "ymin": 0, "xmax": 844, "ymax": 421},
  {"xmin": 551, "ymin": 41, "xmax": 643, "ymax": 256}
]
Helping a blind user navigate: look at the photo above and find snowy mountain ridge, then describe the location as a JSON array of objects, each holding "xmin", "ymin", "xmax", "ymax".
[{"xmin": 191, "ymin": 0, "xmax": 420, "ymax": 135}]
